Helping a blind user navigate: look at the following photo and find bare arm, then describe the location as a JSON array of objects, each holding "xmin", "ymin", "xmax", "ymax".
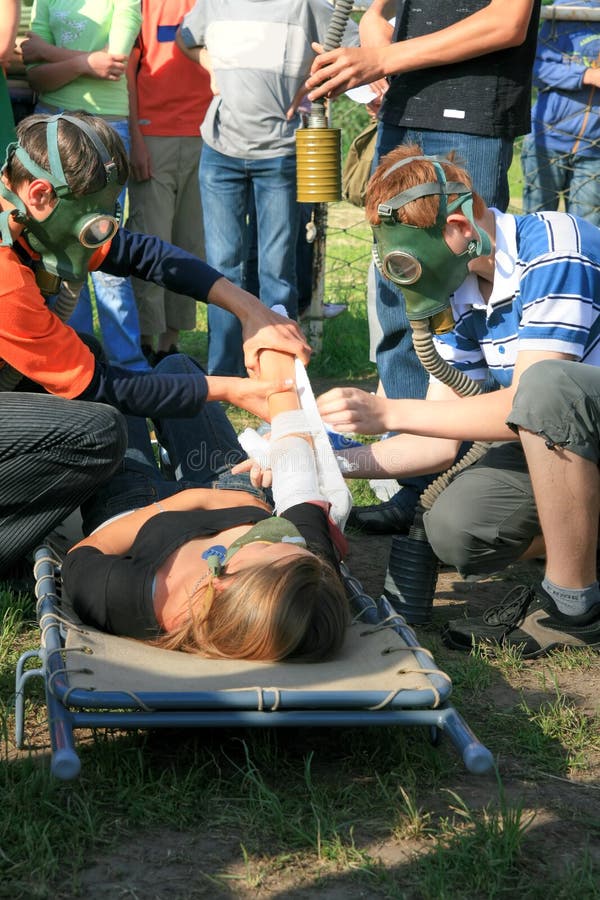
[
  {"xmin": 199, "ymin": 47, "xmax": 218, "ymax": 94},
  {"xmin": 26, "ymin": 57, "xmax": 83, "ymax": 92},
  {"xmin": 307, "ymin": 0, "xmax": 536, "ymax": 100},
  {"xmin": 203, "ymin": 373, "xmax": 296, "ymax": 422},
  {"xmin": 22, "ymin": 32, "xmax": 87, "ymax": 64},
  {"xmin": 388, "ymin": 350, "xmax": 575, "ymax": 441},
  {"xmin": 173, "ymin": 30, "xmax": 216, "ymax": 93},
  {"xmin": 127, "ymin": 45, "xmax": 153, "ymax": 181},
  {"xmin": 234, "ymin": 349, "xmax": 332, "ymax": 514},
  {"xmin": 205, "ymin": 277, "xmax": 311, "ymax": 373},
  {"xmin": 258, "ymin": 350, "xmax": 300, "ymax": 417},
  {"xmin": 0, "ymin": 0, "xmax": 20, "ymax": 67},
  {"xmin": 70, "ymin": 488, "xmax": 270, "ymax": 556},
  {"xmin": 175, "ymin": 26, "xmax": 202, "ymax": 64},
  {"xmin": 320, "ymin": 349, "xmax": 576, "ymax": 478},
  {"xmin": 338, "ymin": 432, "xmax": 461, "ymax": 481},
  {"xmin": 27, "ymin": 55, "xmax": 122, "ymax": 92},
  {"xmin": 25, "ymin": 35, "xmax": 127, "ymax": 92},
  {"xmin": 582, "ymin": 68, "xmax": 600, "ymax": 88},
  {"xmin": 358, "ymin": 0, "xmax": 395, "ymax": 48}
]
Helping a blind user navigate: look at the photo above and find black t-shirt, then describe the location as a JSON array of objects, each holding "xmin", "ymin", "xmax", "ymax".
[
  {"xmin": 380, "ymin": 0, "xmax": 541, "ymax": 138},
  {"xmin": 62, "ymin": 503, "xmax": 340, "ymax": 639}
]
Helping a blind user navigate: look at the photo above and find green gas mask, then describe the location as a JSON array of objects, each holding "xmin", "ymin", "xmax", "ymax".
[
  {"xmin": 372, "ymin": 155, "xmax": 491, "ymax": 332},
  {"xmin": 0, "ymin": 114, "xmax": 122, "ymax": 295},
  {"xmin": 202, "ymin": 518, "xmax": 307, "ymax": 576}
]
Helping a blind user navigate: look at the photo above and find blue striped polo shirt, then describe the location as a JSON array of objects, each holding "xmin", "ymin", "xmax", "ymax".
[{"xmin": 433, "ymin": 210, "xmax": 600, "ymax": 388}]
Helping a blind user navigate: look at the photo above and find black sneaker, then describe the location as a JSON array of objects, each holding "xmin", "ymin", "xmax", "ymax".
[
  {"xmin": 442, "ymin": 584, "xmax": 600, "ymax": 659},
  {"xmin": 347, "ymin": 499, "xmax": 414, "ymax": 534}
]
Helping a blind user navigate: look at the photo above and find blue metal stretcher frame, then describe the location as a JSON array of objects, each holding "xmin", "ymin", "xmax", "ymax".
[{"xmin": 15, "ymin": 547, "xmax": 494, "ymax": 780}]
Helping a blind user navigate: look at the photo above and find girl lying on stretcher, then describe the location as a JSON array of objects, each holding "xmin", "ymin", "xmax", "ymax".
[{"xmin": 61, "ymin": 354, "xmax": 349, "ymax": 663}]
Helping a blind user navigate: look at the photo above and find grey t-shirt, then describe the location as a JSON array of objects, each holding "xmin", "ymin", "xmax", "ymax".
[{"xmin": 180, "ymin": 0, "xmax": 358, "ymax": 159}]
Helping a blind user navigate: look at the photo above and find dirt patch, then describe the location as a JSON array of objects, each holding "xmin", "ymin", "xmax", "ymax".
[{"xmin": 60, "ymin": 830, "xmax": 381, "ymax": 899}]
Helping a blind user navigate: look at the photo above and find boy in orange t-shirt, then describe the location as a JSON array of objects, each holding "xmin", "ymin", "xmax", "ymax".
[{"xmin": 0, "ymin": 110, "xmax": 308, "ymax": 574}]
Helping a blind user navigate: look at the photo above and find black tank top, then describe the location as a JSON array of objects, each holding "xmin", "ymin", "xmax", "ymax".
[{"xmin": 62, "ymin": 504, "xmax": 338, "ymax": 638}]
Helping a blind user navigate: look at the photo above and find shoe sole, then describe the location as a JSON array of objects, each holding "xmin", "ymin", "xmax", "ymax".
[{"xmin": 442, "ymin": 630, "xmax": 600, "ymax": 659}]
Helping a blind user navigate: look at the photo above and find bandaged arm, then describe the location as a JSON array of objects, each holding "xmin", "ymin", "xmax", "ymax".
[{"xmin": 270, "ymin": 409, "xmax": 327, "ymax": 513}]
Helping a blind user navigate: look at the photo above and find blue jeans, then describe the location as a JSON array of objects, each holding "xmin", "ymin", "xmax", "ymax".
[
  {"xmin": 244, "ymin": 194, "xmax": 315, "ymax": 316},
  {"xmin": 521, "ymin": 134, "xmax": 600, "ymax": 226},
  {"xmin": 65, "ymin": 118, "xmax": 149, "ymax": 371},
  {"xmin": 373, "ymin": 123, "xmax": 514, "ymax": 402},
  {"xmin": 80, "ymin": 353, "xmax": 265, "ymax": 533},
  {"xmin": 200, "ymin": 144, "xmax": 300, "ymax": 375}
]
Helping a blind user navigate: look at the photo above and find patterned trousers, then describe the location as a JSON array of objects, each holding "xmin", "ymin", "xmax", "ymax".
[{"xmin": 0, "ymin": 394, "xmax": 126, "ymax": 573}]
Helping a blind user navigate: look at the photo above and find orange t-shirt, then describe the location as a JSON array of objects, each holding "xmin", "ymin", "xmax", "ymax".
[
  {"xmin": 0, "ymin": 243, "xmax": 96, "ymax": 397},
  {"xmin": 134, "ymin": 0, "xmax": 212, "ymax": 137}
]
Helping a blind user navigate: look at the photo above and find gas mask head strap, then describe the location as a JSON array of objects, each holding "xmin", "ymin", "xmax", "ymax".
[
  {"xmin": 12, "ymin": 114, "xmax": 118, "ymax": 200},
  {"xmin": 375, "ymin": 154, "xmax": 489, "ymax": 259},
  {"xmin": 0, "ymin": 115, "xmax": 118, "ymax": 248},
  {"xmin": 202, "ymin": 517, "xmax": 307, "ymax": 577},
  {"xmin": 376, "ymin": 154, "xmax": 472, "ymax": 227}
]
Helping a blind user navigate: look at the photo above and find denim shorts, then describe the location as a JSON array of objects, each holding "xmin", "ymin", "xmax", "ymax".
[{"xmin": 212, "ymin": 471, "xmax": 272, "ymax": 507}]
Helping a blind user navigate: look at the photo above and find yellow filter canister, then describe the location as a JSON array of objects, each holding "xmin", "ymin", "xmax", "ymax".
[{"xmin": 296, "ymin": 127, "xmax": 342, "ymax": 203}]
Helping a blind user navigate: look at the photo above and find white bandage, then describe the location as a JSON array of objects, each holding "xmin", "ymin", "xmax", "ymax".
[
  {"xmin": 270, "ymin": 408, "xmax": 314, "ymax": 441},
  {"xmin": 243, "ymin": 305, "xmax": 353, "ymax": 529},
  {"xmin": 238, "ymin": 427, "xmax": 271, "ymax": 470},
  {"xmin": 293, "ymin": 358, "xmax": 352, "ymax": 529},
  {"xmin": 271, "ymin": 436, "xmax": 325, "ymax": 513}
]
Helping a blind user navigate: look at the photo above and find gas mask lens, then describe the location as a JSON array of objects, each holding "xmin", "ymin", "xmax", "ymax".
[
  {"xmin": 78, "ymin": 213, "xmax": 119, "ymax": 248},
  {"xmin": 382, "ymin": 251, "xmax": 422, "ymax": 285}
]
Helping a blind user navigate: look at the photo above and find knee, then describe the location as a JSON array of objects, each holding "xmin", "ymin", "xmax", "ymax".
[
  {"xmin": 424, "ymin": 483, "xmax": 505, "ymax": 577},
  {"xmin": 424, "ymin": 483, "xmax": 535, "ymax": 578},
  {"xmin": 154, "ymin": 353, "xmax": 206, "ymax": 376},
  {"xmin": 424, "ymin": 495, "xmax": 480, "ymax": 575},
  {"xmin": 83, "ymin": 404, "xmax": 127, "ymax": 472}
]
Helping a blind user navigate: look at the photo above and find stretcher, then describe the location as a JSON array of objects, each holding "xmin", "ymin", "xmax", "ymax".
[{"xmin": 15, "ymin": 546, "xmax": 494, "ymax": 780}]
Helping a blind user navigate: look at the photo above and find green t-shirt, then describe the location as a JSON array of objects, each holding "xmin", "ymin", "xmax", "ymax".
[{"xmin": 28, "ymin": 0, "xmax": 141, "ymax": 116}]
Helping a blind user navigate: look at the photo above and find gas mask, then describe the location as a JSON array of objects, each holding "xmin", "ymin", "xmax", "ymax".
[
  {"xmin": 0, "ymin": 114, "xmax": 122, "ymax": 296},
  {"xmin": 202, "ymin": 518, "xmax": 307, "ymax": 576},
  {"xmin": 372, "ymin": 155, "xmax": 491, "ymax": 333}
]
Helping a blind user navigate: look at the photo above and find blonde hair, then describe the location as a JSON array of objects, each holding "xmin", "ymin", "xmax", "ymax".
[
  {"xmin": 365, "ymin": 143, "xmax": 486, "ymax": 228},
  {"xmin": 152, "ymin": 554, "xmax": 349, "ymax": 662}
]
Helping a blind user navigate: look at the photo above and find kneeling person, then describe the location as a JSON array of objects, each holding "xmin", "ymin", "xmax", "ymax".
[{"xmin": 317, "ymin": 144, "xmax": 600, "ymax": 657}]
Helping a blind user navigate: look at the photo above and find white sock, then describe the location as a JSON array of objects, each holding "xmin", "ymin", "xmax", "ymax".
[{"xmin": 542, "ymin": 578, "xmax": 600, "ymax": 616}]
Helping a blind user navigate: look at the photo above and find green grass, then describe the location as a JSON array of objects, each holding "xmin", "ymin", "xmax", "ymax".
[
  {"xmin": 2, "ymin": 201, "xmax": 599, "ymax": 899},
  {"xmin": 3, "ymin": 664, "xmax": 598, "ymax": 897}
]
